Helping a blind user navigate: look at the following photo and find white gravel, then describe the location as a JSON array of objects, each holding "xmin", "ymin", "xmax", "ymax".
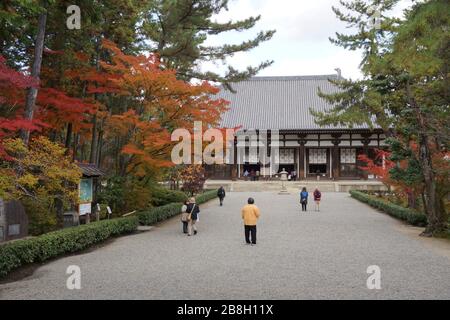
[{"xmin": 1, "ymin": 192, "xmax": 449, "ymax": 300}]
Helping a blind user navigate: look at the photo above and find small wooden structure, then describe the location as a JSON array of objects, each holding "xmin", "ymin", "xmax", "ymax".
[
  {"xmin": 62, "ymin": 163, "xmax": 105, "ymax": 227},
  {"xmin": 78, "ymin": 163, "xmax": 105, "ymax": 224},
  {"xmin": 0, "ymin": 198, "xmax": 28, "ymax": 242}
]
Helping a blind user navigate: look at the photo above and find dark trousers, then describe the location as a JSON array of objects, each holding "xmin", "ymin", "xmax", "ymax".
[
  {"xmin": 245, "ymin": 225, "xmax": 257, "ymax": 244},
  {"xmin": 219, "ymin": 197, "xmax": 224, "ymax": 206},
  {"xmin": 301, "ymin": 202, "xmax": 307, "ymax": 211},
  {"xmin": 182, "ymin": 221, "xmax": 188, "ymax": 234}
]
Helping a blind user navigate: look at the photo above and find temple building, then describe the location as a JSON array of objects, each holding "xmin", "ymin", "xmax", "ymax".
[{"xmin": 206, "ymin": 74, "xmax": 387, "ymax": 181}]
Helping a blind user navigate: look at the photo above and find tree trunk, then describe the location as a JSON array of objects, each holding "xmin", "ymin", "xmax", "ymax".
[
  {"xmin": 420, "ymin": 132, "xmax": 446, "ymax": 235},
  {"xmin": 65, "ymin": 123, "xmax": 73, "ymax": 151},
  {"xmin": 407, "ymin": 83, "xmax": 446, "ymax": 235},
  {"xmin": 72, "ymin": 133, "xmax": 79, "ymax": 162},
  {"xmin": 89, "ymin": 39, "xmax": 102, "ymax": 165},
  {"xmin": 21, "ymin": 12, "xmax": 47, "ymax": 145},
  {"xmin": 407, "ymin": 190, "xmax": 417, "ymax": 209},
  {"xmin": 89, "ymin": 114, "xmax": 98, "ymax": 164},
  {"xmin": 96, "ymin": 128, "xmax": 103, "ymax": 167}
]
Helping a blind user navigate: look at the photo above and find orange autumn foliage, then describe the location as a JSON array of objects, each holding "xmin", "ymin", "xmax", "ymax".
[{"xmin": 98, "ymin": 40, "xmax": 229, "ymax": 176}]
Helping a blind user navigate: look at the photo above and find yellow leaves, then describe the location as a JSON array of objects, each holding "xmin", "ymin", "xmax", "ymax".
[
  {"xmin": 17, "ymin": 174, "xmax": 39, "ymax": 189},
  {"xmin": 2, "ymin": 137, "xmax": 82, "ymax": 206}
]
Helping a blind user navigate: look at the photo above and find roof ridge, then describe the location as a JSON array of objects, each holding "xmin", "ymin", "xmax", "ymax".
[{"xmin": 249, "ymin": 74, "xmax": 338, "ymax": 81}]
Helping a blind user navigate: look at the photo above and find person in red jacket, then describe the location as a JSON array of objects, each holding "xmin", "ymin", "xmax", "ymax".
[{"xmin": 313, "ymin": 187, "xmax": 322, "ymax": 212}]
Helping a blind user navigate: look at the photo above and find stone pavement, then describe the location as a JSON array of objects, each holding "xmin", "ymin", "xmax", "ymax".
[{"xmin": 1, "ymin": 192, "xmax": 449, "ymax": 300}]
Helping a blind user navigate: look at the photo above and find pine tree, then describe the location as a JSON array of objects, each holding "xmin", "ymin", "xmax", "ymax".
[
  {"xmin": 142, "ymin": 0, "xmax": 276, "ymax": 90},
  {"xmin": 313, "ymin": 0, "xmax": 449, "ymax": 235}
]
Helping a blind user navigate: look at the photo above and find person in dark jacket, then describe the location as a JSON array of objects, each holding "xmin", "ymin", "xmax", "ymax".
[
  {"xmin": 217, "ymin": 186, "xmax": 226, "ymax": 206},
  {"xmin": 186, "ymin": 197, "xmax": 200, "ymax": 236},
  {"xmin": 313, "ymin": 187, "xmax": 322, "ymax": 212},
  {"xmin": 300, "ymin": 187, "xmax": 309, "ymax": 212}
]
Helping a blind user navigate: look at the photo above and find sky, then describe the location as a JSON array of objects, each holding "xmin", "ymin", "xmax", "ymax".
[{"xmin": 202, "ymin": 0, "xmax": 414, "ymax": 80}]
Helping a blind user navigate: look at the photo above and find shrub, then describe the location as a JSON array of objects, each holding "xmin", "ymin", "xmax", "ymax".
[
  {"xmin": 150, "ymin": 186, "xmax": 188, "ymax": 207},
  {"xmin": 138, "ymin": 189, "xmax": 218, "ymax": 226},
  {"xmin": 0, "ymin": 217, "xmax": 138, "ymax": 278},
  {"xmin": 138, "ymin": 203, "xmax": 183, "ymax": 226},
  {"xmin": 196, "ymin": 189, "xmax": 218, "ymax": 205},
  {"xmin": 178, "ymin": 165, "xmax": 206, "ymax": 195},
  {"xmin": 350, "ymin": 190, "xmax": 428, "ymax": 227}
]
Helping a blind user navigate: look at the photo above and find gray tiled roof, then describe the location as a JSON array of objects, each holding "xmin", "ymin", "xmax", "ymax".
[{"xmin": 217, "ymin": 75, "xmax": 368, "ymax": 131}]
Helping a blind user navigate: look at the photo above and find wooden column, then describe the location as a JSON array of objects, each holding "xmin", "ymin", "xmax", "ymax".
[
  {"xmin": 332, "ymin": 143, "xmax": 340, "ymax": 180},
  {"xmin": 231, "ymin": 140, "xmax": 238, "ymax": 181},
  {"xmin": 331, "ymin": 134, "xmax": 342, "ymax": 180},
  {"xmin": 299, "ymin": 141, "xmax": 306, "ymax": 180},
  {"xmin": 362, "ymin": 137, "xmax": 371, "ymax": 180}
]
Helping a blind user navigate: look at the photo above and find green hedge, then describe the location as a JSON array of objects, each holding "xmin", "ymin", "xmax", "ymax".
[
  {"xmin": 350, "ymin": 190, "xmax": 428, "ymax": 226},
  {"xmin": 138, "ymin": 189, "xmax": 218, "ymax": 226},
  {"xmin": 150, "ymin": 187, "xmax": 188, "ymax": 207},
  {"xmin": 0, "ymin": 217, "xmax": 138, "ymax": 278},
  {"xmin": 138, "ymin": 203, "xmax": 183, "ymax": 226},
  {"xmin": 196, "ymin": 189, "xmax": 218, "ymax": 205}
]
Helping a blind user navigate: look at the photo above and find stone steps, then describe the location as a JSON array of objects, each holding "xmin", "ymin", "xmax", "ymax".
[{"xmin": 205, "ymin": 180, "xmax": 387, "ymax": 193}]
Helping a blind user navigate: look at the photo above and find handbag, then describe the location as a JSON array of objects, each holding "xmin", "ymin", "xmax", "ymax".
[{"xmin": 181, "ymin": 212, "xmax": 190, "ymax": 222}]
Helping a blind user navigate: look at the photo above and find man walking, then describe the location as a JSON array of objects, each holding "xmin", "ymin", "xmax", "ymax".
[
  {"xmin": 217, "ymin": 186, "xmax": 226, "ymax": 206},
  {"xmin": 241, "ymin": 198, "xmax": 260, "ymax": 245}
]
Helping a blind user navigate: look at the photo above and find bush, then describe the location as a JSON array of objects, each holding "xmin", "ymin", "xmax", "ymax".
[
  {"xmin": 138, "ymin": 203, "xmax": 183, "ymax": 226},
  {"xmin": 138, "ymin": 190, "xmax": 218, "ymax": 226},
  {"xmin": 0, "ymin": 217, "xmax": 138, "ymax": 278},
  {"xmin": 196, "ymin": 189, "xmax": 218, "ymax": 204},
  {"xmin": 350, "ymin": 190, "xmax": 428, "ymax": 226},
  {"xmin": 150, "ymin": 186, "xmax": 188, "ymax": 207}
]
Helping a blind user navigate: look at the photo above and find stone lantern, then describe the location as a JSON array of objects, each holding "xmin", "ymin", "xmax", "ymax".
[{"xmin": 279, "ymin": 168, "xmax": 290, "ymax": 195}]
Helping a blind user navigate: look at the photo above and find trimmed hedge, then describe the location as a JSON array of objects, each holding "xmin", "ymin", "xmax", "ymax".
[
  {"xmin": 138, "ymin": 189, "xmax": 219, "ymax": 226},
  {"xmin": 138, "ymin": 203, "xmax": 183, "ymax": 226},
  {"xmin": 150, "ymin": 187, "xmax": 188, "ymax": 207},
  {"xmin": 350, "ymin": 190, "xmax": 428, "ymax": 227},
  {"xmin": 196, "ymin": 189, "xmax": 218, "ymax": 205},
  {"xmin": 0, "ymin": 217, "xmax": 138, "ymax": 278}
]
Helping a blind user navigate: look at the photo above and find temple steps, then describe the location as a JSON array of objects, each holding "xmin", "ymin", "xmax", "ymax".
[{"xmin": 204, "ymin": 180, "xmax": 387, "ymax": 193}]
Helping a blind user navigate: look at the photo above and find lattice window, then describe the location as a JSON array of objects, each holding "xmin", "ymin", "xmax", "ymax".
[
  {"xmin": 279, "ymin": 149, "xmax": 295, "ymax": 164},
  {"xmin": 340, "ymin": 148, "xmax": 356, "ymax": 164},
  {"xmin": 309, "ymin": 149, "xmax": 327, "ymax": 164}
]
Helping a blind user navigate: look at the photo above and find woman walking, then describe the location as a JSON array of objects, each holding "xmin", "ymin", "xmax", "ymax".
[
  {"xmin": 314, "ymin": 187, "xmax": 322, "ymax": 212},
  {"xmin": 181, "ymin": 200, "xmax": 190, "ymax": 234},
  {"xmin": 186, "ymin": 197, "xmax": 200, "ymax": 236},
  {"xmin": 300, "ymin": 187, "xmax": 308, "ymax": 212}
]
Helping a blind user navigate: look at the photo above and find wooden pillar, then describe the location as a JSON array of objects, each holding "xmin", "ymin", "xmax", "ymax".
[
  {"xmin": 331, "ymin": 134, "xmax": 341, "ymax": 181},
  {"xmin": 362, "ymin": 138, "xmax": 370, "ymax": 180},
  {"xmin": 299, "ymin": 141, "xmax": 305, "ymax": 180},
  {"xmin": 332, "ymin": 144, "xmax": 340, "ymax": 180},
  {"xmin": 231, "ymin": 141, "xmax": 238, "ymax": 181}
]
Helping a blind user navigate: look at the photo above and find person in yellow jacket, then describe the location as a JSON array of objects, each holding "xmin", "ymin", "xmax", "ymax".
[{"xmin": 241, "ymin": 198, "xmax": 260, "ymax": 245}]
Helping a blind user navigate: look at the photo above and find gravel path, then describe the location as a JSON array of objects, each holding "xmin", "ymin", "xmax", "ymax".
[{"xmin": 1, "ymin": 192, "xmax": 449, "ymax": 300}]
